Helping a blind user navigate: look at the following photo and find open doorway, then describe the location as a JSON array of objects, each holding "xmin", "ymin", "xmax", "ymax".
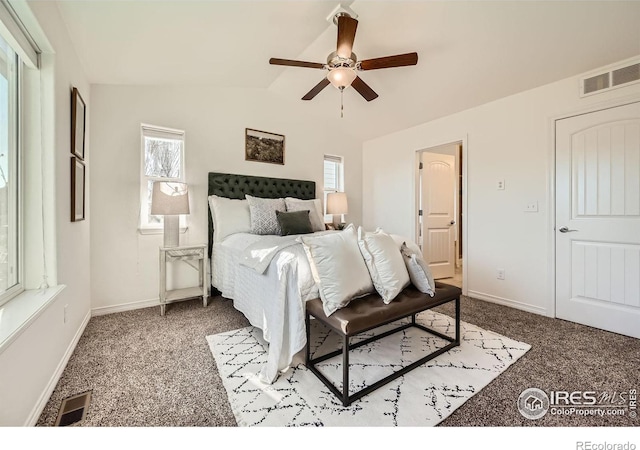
[{"xmin": 416, "ymin": 142, "xmax": 463, "ymax": 289}]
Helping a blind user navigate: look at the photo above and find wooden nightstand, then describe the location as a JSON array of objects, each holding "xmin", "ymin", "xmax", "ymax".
[{"xmin": 159, "ymin": 244, "xmax": 208, "ymax": 316}]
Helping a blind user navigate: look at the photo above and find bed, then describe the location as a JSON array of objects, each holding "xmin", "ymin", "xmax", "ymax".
[{"xmin": 207, "ymin": 172, "xmax": 327, "ymax": 384}]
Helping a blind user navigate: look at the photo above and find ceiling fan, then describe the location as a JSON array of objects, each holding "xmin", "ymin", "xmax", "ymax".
[{"xmin": 269, "ymin": 11, "xmax": 418, "ymax": 111}]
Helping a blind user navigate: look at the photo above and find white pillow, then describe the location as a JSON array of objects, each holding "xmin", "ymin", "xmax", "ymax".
[
  {"xmin": 284, "ymin": 197, "xmax": 325, "ymax": 232},
  {"xmin": 400, "ymin": 242, "xmax": 436, "ymax": 297},
  {"xmin": 246, "ymin": 195, "xmax": 286, "ymax": 235},
  {"xmin": 300, "ymin": 223, "xmax": 374, "ymax": 316},
  {"xmin": 208, "ymin": 195, "xmax": 251, "ymax": 243},
  {"xmin": 357, "ymin": 227, "xmax": 410, "ymax": 304}
]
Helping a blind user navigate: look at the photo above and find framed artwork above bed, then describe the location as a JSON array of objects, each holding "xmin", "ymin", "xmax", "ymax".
[{"xmin": 245, "ymin": 128, "xmax": 285, "ymax": 165}]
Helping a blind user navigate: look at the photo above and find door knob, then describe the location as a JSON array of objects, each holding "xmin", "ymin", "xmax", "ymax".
[
  {"xmin": 559, "ymin": 226, "xmax": 578, "ymax": 233},
  {"xmin": 450, "ymin": 220, "xmax": 456, "ymax": 225}
]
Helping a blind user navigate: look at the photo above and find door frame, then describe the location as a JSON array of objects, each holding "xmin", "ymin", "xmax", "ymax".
[
  {"xmin": 549, "ymin": 94, "xmax": 640, "ymax": 318},
  {"xmin": 415, "ymin": 137, "xmax": 468, "ymax": 296}
]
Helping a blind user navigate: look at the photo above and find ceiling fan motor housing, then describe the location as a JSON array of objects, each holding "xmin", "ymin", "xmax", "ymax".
[{"xmin": 326, "ymin": 51, "xmax": 357, "ymax": 70}]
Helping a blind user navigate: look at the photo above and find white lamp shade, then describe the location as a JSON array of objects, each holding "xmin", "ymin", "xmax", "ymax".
[
  {"xmin": 327, "ymin": 67, "xmax": 357, "ymax": 89},
  {"xmin": 327, "ymin": 192, "xmax": 348, "ymax": 215},
  {"xmin": 151, "ymin": 181, "xmax": 190, "ymax": 215}
]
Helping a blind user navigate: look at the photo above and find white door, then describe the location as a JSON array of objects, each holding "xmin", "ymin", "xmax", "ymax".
[
  {"xmin": 421, "ymin": 152, "xmax": 456, "ymax": 279},
  {"xmin": 556, "ymin": 101, "xmax": 640, "ymax": 339}
]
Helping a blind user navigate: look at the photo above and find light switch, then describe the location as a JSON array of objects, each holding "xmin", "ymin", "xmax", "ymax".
[{"xmin": 525, "ymin": 201, "xmax": 538, "ymax": 212}]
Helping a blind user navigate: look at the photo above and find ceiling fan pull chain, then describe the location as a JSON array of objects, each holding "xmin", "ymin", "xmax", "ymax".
[{"xmin": 340, "ymin": 87, "xmax": 344, "ymax": 118}]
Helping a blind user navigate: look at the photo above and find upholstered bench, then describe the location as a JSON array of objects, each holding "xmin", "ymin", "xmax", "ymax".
[{"xmin": 305, "ymin": 282, "xmax": 462, "ymax": 406}]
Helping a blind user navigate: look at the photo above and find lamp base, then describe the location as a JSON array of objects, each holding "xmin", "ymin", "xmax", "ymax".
[{"xmin": 163, "ymin": 215, "xmax": 180, "ymax": 247}]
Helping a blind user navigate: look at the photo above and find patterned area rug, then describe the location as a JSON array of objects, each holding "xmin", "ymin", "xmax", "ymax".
[{"xmin": 207, "ymin": 310, "xmax": 530, "ymax": 426}]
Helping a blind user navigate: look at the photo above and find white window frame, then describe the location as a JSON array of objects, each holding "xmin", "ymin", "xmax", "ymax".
[
  {"xmin": 139, "ymin": 124, "xmax": 186, "ymax": 234},
  {"xmin": 0, "ymin": 33, "xmax": 23, "ymax": 307},
  {"xmin": 323, "ymin": 154, "xmax": 344, "ymax": 223}
]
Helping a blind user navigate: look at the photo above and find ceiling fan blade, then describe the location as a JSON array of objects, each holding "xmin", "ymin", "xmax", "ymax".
[
  {"xmin": 269, "ymin": 58, "xmax": 325, "ymax": 69},
  {"xmin": 302, "ymin": 78, "xmax": 331, "ymax": 100},
  {"xmin": 359, "ymin": 52, "xmax": 418, "ymax": 70},
  {"xmin": 336, "ymin": 15, "xmax": 358, "ymax": 58},
  {"xmin": 351, "ymin": 76, "xmax": 378, "ymax": 102}
]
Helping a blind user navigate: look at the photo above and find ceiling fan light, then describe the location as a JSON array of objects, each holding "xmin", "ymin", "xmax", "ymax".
[{"xmin": 327, "ymin": 67, "xmax": 357, "ymax": 89}]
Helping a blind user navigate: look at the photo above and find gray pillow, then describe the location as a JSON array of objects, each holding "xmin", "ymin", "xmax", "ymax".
[
  {"xmin": 400, "ymin": 242, "xmax": 436, "ymax": 296},
  {"xmin": 246, "ymin": 195, "xmax": 286, "ymax": 235},
  {"xmin": 276, "ymin": 210, "xmax": 313, "ymax": 236}
]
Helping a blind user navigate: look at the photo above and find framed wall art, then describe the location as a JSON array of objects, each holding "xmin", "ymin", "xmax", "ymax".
[
  {"xmin": 71, "ymin": 87, "xmax": 86, "ymax": 160},
  {"xmin": 71, "ymin": 156, "xmax": 85, "ymax": 222},
  {"xmin": 245, "ymin": 128, "xmax": 285, "ymax": 165}
]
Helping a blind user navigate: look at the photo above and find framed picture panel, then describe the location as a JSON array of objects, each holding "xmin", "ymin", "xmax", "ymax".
[
  {"xmin": 71, "ymin": 156, "xmax": 85, "ymax": 222},
  {"xmin": 245, "ymin": 128, "xmax": 285, "ymax": 165},
  {"xmin": 71, "ymin": 87, "xmax": 86, "ymax": 160}
]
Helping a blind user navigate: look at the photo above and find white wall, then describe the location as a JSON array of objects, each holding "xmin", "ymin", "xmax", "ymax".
[
  {"xmin": 0, "ymin": 1, "xmax": 91, "ymax": 426},
  {"xmin": 363, "ymin": 61, "xmax": 640, "ymax": 316},
  {"xmin": 89, "ymin": 85, "xmax": 363, "ymax": 312}
]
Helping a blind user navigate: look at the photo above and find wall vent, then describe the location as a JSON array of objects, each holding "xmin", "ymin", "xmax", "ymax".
[
  {"xmin": 55, "ymin": 391, "xmax": 92, "ymax": 426},
  {"xmin": 580, "ymin": 58, "xmax": 640, "ymax": 97}
]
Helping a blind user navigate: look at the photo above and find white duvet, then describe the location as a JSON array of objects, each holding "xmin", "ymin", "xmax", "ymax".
[{"xmin": 211, "ymin": 231, "xmax": 333, "ymax": 383}]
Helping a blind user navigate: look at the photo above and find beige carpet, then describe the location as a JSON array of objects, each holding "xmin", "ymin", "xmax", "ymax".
[{"xmin": 36, "ymin": 294, "xmax": 640, "ymax": 427}]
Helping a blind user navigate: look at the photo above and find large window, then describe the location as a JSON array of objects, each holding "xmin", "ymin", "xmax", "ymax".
[
  {"xmin": 139, "ymin": 124, "xmax": 185, "ymax": 231},
  {"xmin": 0, "ymin": 34, "xmax": 21, "ymax": 305},
  {"xmin": 323, "ymin": 154, "xmax": 343, "ymax": 222}
]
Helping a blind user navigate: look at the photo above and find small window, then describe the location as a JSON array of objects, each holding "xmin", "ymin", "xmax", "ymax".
[
  {"xmin": 323, "ymin": 154, "xmax": 344, "ymax": 222},
  {"xmin": 139, "ymin": 124, "xmax": 186, "ymax": 232}
]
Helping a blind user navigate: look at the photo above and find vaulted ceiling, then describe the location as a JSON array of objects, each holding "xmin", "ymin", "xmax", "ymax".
[{"xmin": 55, "ymin": 0, "xmax": 640, "ymax": 141}]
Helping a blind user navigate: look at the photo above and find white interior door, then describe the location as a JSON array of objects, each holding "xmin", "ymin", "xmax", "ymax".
[
  {"xmin": 421, "ymin": 152, "xmax": 456, "ymax": 279},
  {"xmin": 556, "ymin": 101, "xmax": 640, "ymax": 338}
]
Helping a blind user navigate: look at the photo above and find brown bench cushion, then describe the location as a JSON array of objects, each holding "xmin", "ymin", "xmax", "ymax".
[{"xmin": 306, "ymin": 282, "xmax": 462, "ymax": 336}]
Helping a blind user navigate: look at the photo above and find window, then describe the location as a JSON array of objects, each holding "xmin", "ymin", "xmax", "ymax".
[
  {"xmin": 323, "ymin": 154, "xmax": 343, "ymax": 222},
  {"xmin": 139, "ymin": 124, "xmax": 185, "ymax": 231},
  {"xmin": 0, "ymin": 34, "xmax": 21, "ymax": 305}
]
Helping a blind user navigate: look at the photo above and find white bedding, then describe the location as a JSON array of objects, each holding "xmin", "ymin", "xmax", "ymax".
[{"xmin": 211, "ymin": 231, "xmax": 333, "ymax": 383}]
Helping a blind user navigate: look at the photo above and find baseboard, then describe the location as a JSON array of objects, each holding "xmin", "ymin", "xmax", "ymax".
[
  {"xmin": 466, "ymin": 290, "xmax": 547, "ymax": 316},
  {"xmin": 25, "ymin": 309, "xmax": 91, "ymax": 426},
  {"xmin": 91, "ymin": 298, "xmax": 159, "ymax": 316}
]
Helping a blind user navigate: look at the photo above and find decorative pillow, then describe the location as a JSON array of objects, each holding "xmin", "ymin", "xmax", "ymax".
[
  {"xmin": 208, "ymin": 195, "xmax": 251, "ymax": 243},
  {"xmin": 400, "ymin": 242, "xmax": 436, "ymax": 297},
  {"xmin": 246, "ymin": 195, "xmax": 286, "ymax": 235},
  {"xmin": 284, "ymin": 197, "xmax": 325, "ymax": 232},
  {"xmin": 357, "ymin": 227, "xmax": 410, "ymax": 304},
  {"xmin": 276, "ymin": 210, "xmax": 313, "ymax": 236},
  {"xmin": 300, "ymin": 223, "xmax": 374, "ymax": 316}
]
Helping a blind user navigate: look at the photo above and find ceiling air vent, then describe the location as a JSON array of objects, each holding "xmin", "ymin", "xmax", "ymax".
[
  {"xmin": 580, "ymin": 58, "xmax": 640, "ymax": 97},
  {"xmin": 612, "ymin": 63, "xmax": 640, "ymax": 87}
]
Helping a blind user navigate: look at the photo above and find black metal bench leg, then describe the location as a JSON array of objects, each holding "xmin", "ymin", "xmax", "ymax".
[
  {"xmin": 305, "ymin": 310, "xmax": 311, "ymax": 364},
  {"xmin": 455, "ymin": 296, "xmax": 461, "ymax": 344},
  {"xmin": 342, "ymin": 334, "xmax": 349, "ymax": 406}
]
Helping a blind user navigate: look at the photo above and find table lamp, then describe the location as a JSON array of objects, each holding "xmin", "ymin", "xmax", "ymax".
[
  {"xmin": 151, "ymin": 181, "xmax": 190, "ymax": 247},
  {"xmin": 326, "ymin": 192, "xmax": 348, "ymax": 229}
]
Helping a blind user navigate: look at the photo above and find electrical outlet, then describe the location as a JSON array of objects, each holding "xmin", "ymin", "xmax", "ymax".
[
  {"xmin": 497, "ymin": 269, "xmax": 505, "ymax": 280},
  {"xmin": 64, "ymin": 304, "xmax": 68, "ymax": 324},
  {"xmin": 497, "ymin": 179, "xmax": 505, "ymax": 190},
  {"xmin": 525, "ymin": 201, "xmax": 538, "ymax": 212}
]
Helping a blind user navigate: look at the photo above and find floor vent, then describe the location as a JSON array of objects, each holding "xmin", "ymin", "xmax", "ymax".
[
  {"xmin": 580, "ymin": 58, "xmax": 640, "ymax": 97},
  {"xmin": 55, "ymin": 391, "xmax": 92, "ymax": 426}
]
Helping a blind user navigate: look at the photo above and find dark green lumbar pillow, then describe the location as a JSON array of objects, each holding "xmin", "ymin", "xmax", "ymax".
[{"xmin": 276, "ymin": 210, "xmax": 313, "ymax": 236}]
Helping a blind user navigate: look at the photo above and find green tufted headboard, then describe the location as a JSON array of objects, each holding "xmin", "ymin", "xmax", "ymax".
[{"xmin": 207, "ymin": 172, "xmax": 316, "ymax": 260}]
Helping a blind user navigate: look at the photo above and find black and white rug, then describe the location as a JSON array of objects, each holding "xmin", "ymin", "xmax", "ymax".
[{"xmin": 207, "ymin": 310, "xmax": 530, "ymax": 426}]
